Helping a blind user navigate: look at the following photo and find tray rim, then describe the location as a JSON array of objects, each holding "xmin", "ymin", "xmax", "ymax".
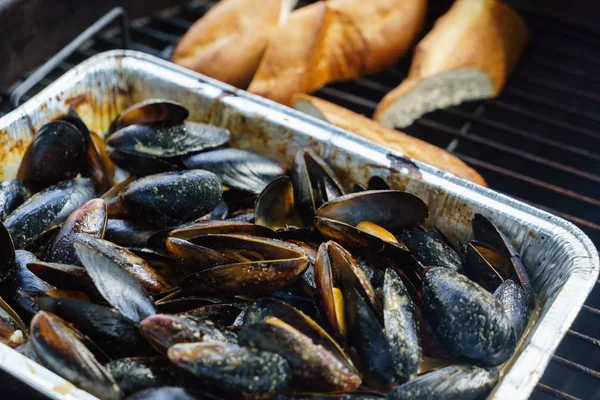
[{"xmin": 0, "ymin": 50, "xmax": 596, "ymax": 400}]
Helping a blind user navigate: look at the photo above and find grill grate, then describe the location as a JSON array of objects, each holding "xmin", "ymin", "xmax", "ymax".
[{"xmin": 2, "ymin": 0, "xmax": 600, "ymax": 398}]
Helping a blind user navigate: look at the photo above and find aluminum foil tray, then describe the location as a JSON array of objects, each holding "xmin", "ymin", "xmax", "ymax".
[{"xmin": 0, "ymin": 50, "xmax": 596, "ymax": 400}]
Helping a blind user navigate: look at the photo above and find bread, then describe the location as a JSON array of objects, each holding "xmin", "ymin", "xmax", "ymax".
[
  {"xmin": 374, "ymin": 0, "xmax": 528, "ymax": 128},
  {"xmin": 248, "ymin": 0, "xmax": 427, "ymax": 105},
  {"xmin": 293, "ymin": 94, "xmax": 486, "ymax": 186},
  {"xmin": 171, "ymin": 0, "xmax": 296, "ymax": 88}
]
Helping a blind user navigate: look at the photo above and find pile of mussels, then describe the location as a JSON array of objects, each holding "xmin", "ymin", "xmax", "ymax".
[{"xmin": 0, "ymin": 99, "xmax": 534, "ymax": 400}]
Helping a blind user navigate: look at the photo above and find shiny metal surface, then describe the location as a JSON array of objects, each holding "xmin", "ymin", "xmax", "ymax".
[{"xmin": 0, "ymin": 50, "xmax": 596, "ymax": 400}]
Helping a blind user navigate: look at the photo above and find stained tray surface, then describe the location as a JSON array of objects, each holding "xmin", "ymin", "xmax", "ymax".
[{"xmin": 0, "ymin": 51, "xmax": 596, "ymax": 400}]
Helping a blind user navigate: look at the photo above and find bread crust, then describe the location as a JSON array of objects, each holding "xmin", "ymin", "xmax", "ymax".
[
  {"xmin": 249, "ymin": 0, "xmax": 427, "ymax": 105},
  {"xmin": 374, "ymin": 0, "xmax": 528, "ymax": 123},
  {"xmin": 172, "ymin": 0, "xmax": 292, "ymax": 88},
  {"xmin": 293, "ymin": 94, "xmax": 487, "ymax": 186}
]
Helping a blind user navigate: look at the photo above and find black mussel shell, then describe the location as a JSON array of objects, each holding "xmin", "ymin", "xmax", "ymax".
[
  {"xmin": 183, "ymin": 148, "xmax": 285, "ymax": 194},
  {"xmin": 104, "ymin": 218, "xmax": 160, "ymax": 248},
  {"xmin": 255, "ymin": 176, "xmax": 303, "ymax": 230},
  {"xmin": 494, "ymin": 279, "xmax": 530, "ymax": 341},
  {"xmin": 109, "ymin": 98, "xmax": 189, "ymax": 134},
  {"xmin": 387, "ymin": 364, "xmax": 498, "ymax": 400},
  {"xmin": 0, "ymin": 180, "xmax": 30, "ymax": 221},
  {"xmin": 127, "ymin": 386, "xmax": 217, "ymax": 400},
  {"xmin": 120, "ymin": 170, "xmax": 222, "ymax": 228},
  {"xmin": 422, "ymin": 267, "xmax": 515, "ymax": 365},
  {"xmin": 27, "ymin": 262, "xmax": 102, "ymax": 300},
  {"xmin": 401, "ymin": 229, "xmax": 464, "ymax": 273},
  {"xmin": 4, "ymin": 178, "xmax": 96, "ymax": 249},
  {"xmin": 18, "ymin": 121, "xmax": 90, "ymax": 193},
  {"xmin": 108, "ymin": 147, "xmax": 182, "ymax": 177},
  {"xmin": 464, "ymin": 241, "xmax": 505, "ymax": 292},
  {"xmin": 108, "ymin": 357, "xmax": 185, "ymax": 395}
]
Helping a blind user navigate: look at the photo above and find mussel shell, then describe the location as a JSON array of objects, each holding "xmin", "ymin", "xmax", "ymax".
[
  {"xmin": 0, "ymin": 180, "xmax": 30, "ymax": 221},
  {"xmin": 156, "ymin": 296, "xmax": 222, "ymax": 314},
  {"xmin": 387, "ymin": 365, "xmax": 498, "ymax": 400},
  {"xmin": 169, "ymin": 220, "xmax": 278, "ymax": 242},
  {"xmin": 127, "ymin": 387, "xmax": 213, "ymax": 400},
  {"xmin": 46, "ymin": 198, "xmax": 107, "ymax": 265},
  {"xmin": 422, "ymin": 267, "xmax": 515, "ymax": 365},
  {"xmin": 74, "ymin": 241, "xmax": 156, "ymax": 323},
  {"xmin": 291, "ymin": 150, "xmax": 345, "ymax": 226},
  {"xmin": 0, "ymin": 221, "xmax": 16, "ymax": 283},
  {"xmin": 383, "ymin": 268, "xmax": 420, "ymax": 383},
  {"xmin": 238, "ymin": 317, "xmax": 362, "ymax": 392},
  {"xmin": 367, "ymin": 176, "xmax": 390, "ymax": 190},
  {"xmin": 109, "ymin": 98, "xmax": 189, "ymax": 134},
  {"xmin": 494, "ymin": 279, "xmax": 530, "ymax": 340},
  {"xmin": 104, "ymin": 218, "xmax": 159, "ymax": 248},
  {"xmin": 108, "ymin": 357, "xmax": 182, "ymax": 395},
  {"xmin": 0, "ymin": 250, "xmax": 54, "ymax": 323},
  {"xmin": 314, "ymin": 217, "xmax": 386, "ymax": 251},
  {"xmin": 17, "ymin": 121, "xmax": 89, "ymax": 193},
  {"xmin": 168, "ymin": 342, "xmax": 291, "ymax": 396},
  {"xmin": 315, "ymin": 190, "xmax": 428, "ymax": 233},
  {"xmin": 182, "ymin": 148, "xmax": 285, "ymax": 194},
  {"xmin": 35, "ymin": 296, "xmax": 152, "ymax": 358},
  {"xmin": 0, "ymin": 304, "xmax": 25, "ymax": 348},
  {"xmin": 4, "ymin": 178, "xmax": 96, "ymax": 249},
  {"xmin": 84, "ymin": 137, "xmax": 112, "ymax": 193},
  {"xmin": 27, "ymin": 262, "xmax": 102, "ymax": 300},
  {"xmin": 30, "ymin": 311, "xmax": 121, "ymax": 400},
  {"xmin": 472, "ymin": 213, "xmax": 533, "ymax": 308},
  {"xmin": 401, "ymin": 229, "xmax": 464, "ymax": 273},
  {"xmin": 181, "ymin": 304, "xmax": 243, "ymax": 326},
  {"xmin": 255, "ymin": 176, "xmax": 303, "ymax": 230},
  {"xmin": 464, "ymin": 241, "xmax": 505, "ymax": 292},
  {"xmin": 21, "ymin": 223, "xmax": 61, "ymax": 259},
  {"xmin": 140, "ymin": 314, "xmax": 236, "ymax": 354},
  {"xmin": 107, "ymin": 122, "xmax": 230, "ymax": 158},
  {"xmin": 345, "ymin": 287, "xmax": 395, "ymax": 391},
  {"xmin": 120, "ymin": 170, "xmax": 222, "ymax": 227},
  {"xmin": 166, "ymin": 237, "xmax": 237, "ymax": 274},
  {"xmin": 108, "ymin": 147, "xmax": 182, "ymax": 177}
]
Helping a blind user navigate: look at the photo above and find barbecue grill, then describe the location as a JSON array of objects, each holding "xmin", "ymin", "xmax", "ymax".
[{"xmin": 0, "ymin": 0, "xmax": 598, "ymax": 398}]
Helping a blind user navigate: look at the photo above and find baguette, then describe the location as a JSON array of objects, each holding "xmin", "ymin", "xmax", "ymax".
[
  {"xmin": 374, "ymin": 0, "xmax": 528, "ymax": 128},
  {"xmin": 293, "ymin": 94, "xmax": 486, "ymax": 186},
  {"xmin": 248, "ymin": 0, "xmax": 427, "ymax": 105},
  {"xmin": 172, "ymin": 0, "xmax": 296, "ymax": 88}
]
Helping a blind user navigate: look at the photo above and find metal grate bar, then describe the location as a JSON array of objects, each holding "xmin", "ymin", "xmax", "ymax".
[
  {"xmin": 551, "ymin": 355, "xmax": 600, "ymax": 380},
  {"xmin": 152, "ymin": 15, "xmax": 194, "ymax": 30},
  {"xmin": 567, "ymin": 330, "xmax": 600, "ymax": 348},
  {"xmin": 131, "ymin": 25, "xmax": 180, "ymax": 45},
  {"xmin": 536, "ymin": 383, "xmax": 582, "ymax": 400},
  {"xmin": 527, "ymin": 56, "xmax": 600, "ymax": 84},
  {"xmin": 582, "ymin": 305, "xmax": 600, "ymax": 317}
]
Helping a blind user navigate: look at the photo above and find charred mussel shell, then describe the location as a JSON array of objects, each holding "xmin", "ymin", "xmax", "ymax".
[
  {"xmin": 168, "ymin": 342, "xmax": 291, "ymax": 396},
  {"xmin": 182, "ymin": 148, "xmax": 286, "ymax": 194},
  {"xmin": 422, "ymin": 267, "xmax": 515, "ymax": 366},
  {"xmin": 4, "ymin": 178, "xmax": 96, "ymax": 249},
  {"xmin": 291, "ymin": 150, "xmax": 345, "ymax": 226},
  {"xmin": 0, "ymin": 180, "xmax": 30, "ymax": 221},
  {"xmin": 387, "ymin": 364, "xmax": 498, "ymax": 400},
  {"xmin": 108, "ymin": 98, "xmax": 189, "ymax": 134},
  {"xmin": 107, "ymin": 122, "xmax": 230, "ymax": 159},
  {"xmin": 18, "ymin": 120, "xmax": 90, "ymax": 193},
  {"xmin": 120, "ymin": 170, "xmax": 222, "ymax": 227}
]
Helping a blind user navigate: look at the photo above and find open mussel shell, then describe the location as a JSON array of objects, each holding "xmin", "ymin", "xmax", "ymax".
[
  {"xmin": 104, "ymin": 218, "xmax": 160, "ymax": 248},
  {"xmin": 182, "ymin": 148, "xmax": 286, "ymax": 194},
  {"xmin": 243, "ymin": 298, "xmax": 356, "ymax": 375},
  {"xmin": 0, "ymin": 221, "xmax": 16, "ymax": 283},
  {"xmin": 0, "ymin": 180, "xmax": 30, "ymax": 221},
  {"xmin": 166, "ymin": 237, "xmax": 237, "ymax": 274},
  {"xmin": 387, "ymin": 364, "xmax": 498, "ymax": 400},
  {"xmin": 108, "ymin": 147, "xmax": 182, "ymax": 177},
  {"xmin": 383, "ymin": 268, "xmax": 420, "ymax": 383},
  {"xmin": 0, "ymin": 301, "xmax": 26, "ymax": 348},
  {"xmin": 27, "ymin": 262, "xmax": 102, "ymax": 300},
  {"xmin": 494, "ymin": 279, "xmax": 530, "ymax": 340},
  {"xmin": 35, "ymin": 296, "xmax": 152, "ymax": 358},
  {"xmin": 464, "ymin": 241, "xmax": 506, "ymax": 292},
  {"xmin": 316, "ymin": 190, "xmax": 428, "ymax": 233},
  {"xmin": 107, "ymin": 357, "xmax": 186, "ymax": 395},
  {"xmin": 120, "ymin": 170, "xmax": 222, "ymax": 228},
  {"xmin": 84, "ymin": 136, "xmax": 112, "ymax": 194},
  {"xmin": 17, "ymin": 120, "xmax": 90, "ymax": 193},
  {"xmin": 422, "ymin": 267, "xmax": 515, "ymax": 365},
  {"xmin": 46, "ymin": 198, "xmax": 107, "ymax": 265},
  {"xmin": 255, "ymin": 176, "xmax": 303, "ymax": 230},
  {"xmin": 0, "ymin": 250, "xmax": 54, "ymax": 323},
  {"xmin": 140, "ymin": 313, "xmax": 236, "ymax": 354},
  {"xmin": 108, "ymin": 98, "xmax": 189, "ymax": 134},
  {"xmin": 472, "ymin": 213, "xmax": 534, "ymax": 308},
  {"xmin": 74, "ymin": 240, "xmax": 156, "ymax": 323},
  {"xmin": 181, "ymin": 303, "xmax": 243, "ymax": 326},
  {"xmin": 291, "ymin": 150, "xmax": 345, "ymax": 226},
  {"xmin": 107, "ymin": 122, "xmax": 230, "ymax": 159},
  {"xmin": 400, "ymin": 229, "xmax": 465, "ymax": 274},
  {"xmin": 315, "ymin": 241, "xmax": 380, "ymax": 338},
  {"xmin": 169, "ymin": 220, "xmax": 278, "ymax": 242},
  {"xmin": 238, "ymin": 316, "xmax": 362, "ymax": 392},
  {"xmin": 30, "ymin": 311, "xmax": 122, "ymax": 400},
  {"xmin": 169, "ymin": 342, "xmax": 291, "ymax": 397},
  {"xmin": 4, "ymin": 177, "xmax": 96, "ymax": 249}
]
